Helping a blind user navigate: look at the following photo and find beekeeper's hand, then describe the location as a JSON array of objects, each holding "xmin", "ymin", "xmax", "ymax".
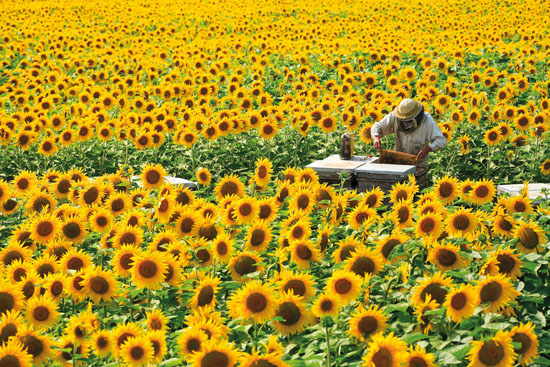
[{"xmin": 373, "ymin": 136, "xmax": 382, "ymax": 150}]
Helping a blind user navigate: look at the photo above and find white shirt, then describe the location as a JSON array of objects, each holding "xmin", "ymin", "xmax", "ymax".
[{"xmin": 370, "ymin": 111, "xmax": 447, "ymax": 171}]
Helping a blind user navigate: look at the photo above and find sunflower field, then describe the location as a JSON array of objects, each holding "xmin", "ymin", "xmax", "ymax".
[{"xmin": 1, "ymin": 0, "xmax": 550, "ymax": 366}]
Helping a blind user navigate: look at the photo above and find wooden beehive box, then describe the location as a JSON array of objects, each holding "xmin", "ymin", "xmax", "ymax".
[{"xmin": 306, "ymin": 155, "xmax": 374, "ymax": 188}]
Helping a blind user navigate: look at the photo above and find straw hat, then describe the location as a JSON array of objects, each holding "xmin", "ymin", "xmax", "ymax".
[{"xmin": 393, "ymin": 98, "xmax": 422, "ymax": 120}]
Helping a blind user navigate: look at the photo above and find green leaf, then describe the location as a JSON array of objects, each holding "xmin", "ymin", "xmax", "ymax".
[
  {"xmin": 160, "ymin": 358, "xmax": 184, "ymax": 366},
  {"xmin": 404, "ymin": 333, "xmax": 429, "ymax": 344}
]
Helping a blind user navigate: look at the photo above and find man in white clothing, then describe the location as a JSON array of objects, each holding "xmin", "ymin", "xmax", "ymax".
[{"xmin": 371, "ymin": 98, "xmax": 447, "ymax": 188}]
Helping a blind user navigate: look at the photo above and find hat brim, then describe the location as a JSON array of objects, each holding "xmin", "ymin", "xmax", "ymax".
[{"xmin": 394, "ymin": 101, "xmax": 422, "ymax": 120}]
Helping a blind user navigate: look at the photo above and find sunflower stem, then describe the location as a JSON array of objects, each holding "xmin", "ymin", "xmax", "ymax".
[
  {"xmin": 324, "ymin": 323, "xmax": 332, "ymax": 367},
  {"xmin": 384, "ymin": 276, "xmax": 396, "ymax": 301},
  {"xmin": 147, "ymin": 288, "xmax": 151, "ymax": 308}
]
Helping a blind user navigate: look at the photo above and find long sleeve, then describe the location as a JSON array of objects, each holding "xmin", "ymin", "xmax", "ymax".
[
  {"xmin": 371, "ymin": 113, "xmax": 394, "ymax": 138},
  {"xmin": 426, "ymin": 115, "xmax": 447, "ymax": 152}
]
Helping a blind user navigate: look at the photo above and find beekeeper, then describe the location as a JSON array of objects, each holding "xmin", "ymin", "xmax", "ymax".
[{"xmin": 371, "ymin": 98, "xmax": 447, "ymax": 188}]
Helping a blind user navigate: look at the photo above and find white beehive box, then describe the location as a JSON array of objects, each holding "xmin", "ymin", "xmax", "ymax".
[
  {"xmin": 355, "ymin": 159, "xmax": 416, "ymax": 192},
  {"xmin": 497, "ymin": 183, "xmax": 550, "ymax": 203},
  {"xmin": 131, "ymin": 175, "xmax": 197, "ymax": 189},
  {"xmin": 306, "ymin": 155, "xmax": 375, "ymax": 188}
]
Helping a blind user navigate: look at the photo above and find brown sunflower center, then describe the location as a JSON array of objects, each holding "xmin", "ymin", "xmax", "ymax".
[
  {"xmin": 436, "ymin": 249, "xmax": 457, "ymax": 267},
  {"xmin": 17, "ymin": 178, "xmax": 29, "ymax": 190},
  {"xmin": 381, "ymin": 239, "xmax": 400, "ymax": 259},
  {"xmin": 339, "ymin": 245, "xmax": 356, "ymax": 262},
  {"xmin": 450, "ymin": 292, "xmax": 467, "ymax": 310},
  {"xmin": 296, "ymin": 244, "xmax": 312, "ymax": 260},
  {"xmin": 420, "ymin": 283, "xmax": 447, "ymax": 304},
  {"xmin": 234, "ymin": 256, "xmax": 257, "ymax": 276},
  {"xmin": 196, "ymin": 249, "xmax": 211, "ymax": 264},
  {"xmin": 97, "ymin": 336, "xmax": 108, "ymax": 349},
  {"xmin": 187, "ymin": 338, "xmax": 201, "ymax": 352},
  {"xmin": 397, "ymin": 207, "xmax": 410, "ymax": 223},
  {"xmin": 117, "ymin": 333, "xmax": 133, "ymax": 347},
  {"xmin": 220, "ymin": 182, "xmax": 238, "ymax": 197},
  {"xmin": 0, "ymin": 293, "xmax": 15, "ymax": 314},
  {"xmin": 51, "ymin": 281, "xmax": 63, "ymax": 296},
  {"xmin": 512, "ymin": 333, "xmax": 532, "ymax": 354},
  {"xmin": 365, "ymin": 194, "xmax": 378, "ymax": 208},
  {"xmin": 395, "ymin": 189, "xmax": 408, "ymax": 202},
  {"xmin": 83, "ymin": 187, "xmax": 99, "ymax": 204},
  {"xmin": 62, "ymin": 222, "xmax": 81, "ymax": 239},
  {"xmin": 409, "ymin": 356, "xmax": 428, "ymax": 367},
  {"xmin": 180, "ymin": 217, "xmax": 195, "ymax": 234},
  {"xmin": 475, "ymin": 185, "xmax": 489, "ymax": 198},
  {"xmin": 246, "ymin": 292, "xmax": 267, "ymax": 313},
  {"xmin": 120, "ymin": 254, "xmax": 134, "ymax": 270},
  {"xmin": 283, "ymin": 280, "xmax": 306, "ymax": 297},
  {"xmin": 519, "ymin": 228, "xmax": 539, "ymax": 249},
  {"xmin": 138, "ymin": 260, "xmax": 158, "ymax": 279},
  {"xmin": 3, "ymin": 251, "xmax": 22, "ymax": 266},
  {"xmin": 452, "ymin": 214, "xmax": 470, "ymax": 231},
  {"xmin": 355, "ymin": 211, "xmax": 370, "ymax": 225},
  {"xmin": 201, "ymin": 351, "xmax": 229, "ymax": 367},
  {"xmin": 90, "ymin": 276, "xmax": 109, "ymax": 294},
  {"xmin": 0, "ymin": 324, "xmax": 17, "ymax": 344},
  {"xmin": 198, "ymin": 285, "xmax": 214, "ymax": 307},
  {"xmin": 250, "ymin": 359, "xmax": 278, "ymax": 367},
  {"xmin": 37, "ymin": 221, "xmax": 54, "ymax": 237},
  {"xmin": 479, "ymin": 341, "xmax": 504, "ymax": 366},
  {"xmin": 496, "ymin": 254, "xmax": 515, "ymax": 275},
  {"xmin": 250, "ymin": 229, "xmax": 266, "ymax": 247},
  {"xmin": 32, "ymin": 197, "xmax": 51, "ymax": 213},
  {"xmin": 351, "ymin": 257, "xmax": 375, "ymax": 277},
  {"xmin": 358, "ymin": 315, "xmax": 378, "ymax": 336},
  {"xmin": 438, "ymin": 182, "xmax": 453, "ymax": 198},
  {"xmin": 37, "ymin": 263, "xmax": 54, "ymax": 277},
  {"xmin": 258, "ymin": 166, "xmax": 267, "ymax": 179},
  {"xmin": 67, "ymin": 257, "xmax": 84, "ymax": 271},
  {"xmin": 277, "ymin": 301, "xmax": 301, "ymax": 326},
  {"xmin": 216, "ymin": 241, "xmax": 228, "ymax": 256},
  {"xmin": 33, "ymin": 306, "xmax": 50, "ymax": 322},
  {"xmin": 334, "ymin": 278, "xmax": 352, "ymax": 295},
  {"xmin": 480, "ymin": 281, "xmax": 502, "ymax": 303},
  {"xmin": 130, "ymin": 346, "xmax": 145, "ymax": 361},
  {"xmin": 320, "ymin": 299, "xmax": 333, "ymax": 312},
  {"xmin": 297, "ymin": 194, "xmax": 310, "ymax": 210},
  {"xmin": 111, "ymin": 198, "xmax": 125, "ymax": 212},
  {"xmin": 514, "ymin": 201, "xmax": 526, "ymax": 212},
  {"xmin": 145, "ymin": 170, "xmax": 161, "ymax": 185},
  {"xmin": 291, "ymin": 226, "xmax": 304, "ymax": 239},
  {"xmin": 372, "ymin": 347, "xmax": 393, "ymax": 367},
  {"xmin": 0, "ymin": 355, "xmax": 23, "ymax": 367},
  {"xmin": 96, "ymin": 216, "xmax": 108, "ymax": 227}
]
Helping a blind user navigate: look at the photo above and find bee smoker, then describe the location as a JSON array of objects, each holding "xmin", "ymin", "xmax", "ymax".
[{"xmin": 339, "ymin": 131, "xmax": 354, "ymax": 160}]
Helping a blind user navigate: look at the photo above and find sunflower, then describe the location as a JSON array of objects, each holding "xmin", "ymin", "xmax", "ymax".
[
  {"xmin": 188, "ymin": 339, "xmax": 240, "ymax": 367},
  {"xmin": 56, "ymin": 336, "xmax": 89, "ymax": 365},
  {"xmin": 289, "ymin": 240, "xmax": 320, "ymax": 269},
  {"xmin": 0, "ymin": 310, "xmax": 25, "ymax": 345},
  {"xmin": 414, "ymin": 294, "xmax": 439, "ymax": 334},
  {"xmin": 361, "ymin": 187, "xmax": 385, "ymax": 209},
  {"xmin": 288, "ymin": 188, "xmax": 316, "ymax": 215},
  {"xmin": 233, "ymin": 197, "xmax": 259, "ymax": 225},
  {"xmin": 404, "ymin": 345, "xmax": 436, "ymax": 367},
  {"xmin": 190, "ymin": 276, "xmax": 221, "ymax": 310},
  {"xmin": 0, "ymin": 179, "xmax": 11, "ymax": 205},
  {"xmin": 507, "ymin": 322, "xmax": 538, "ymax": 365},
  {"xmin": 332, "ymin": 236, "xmax": 362, "ymax": 263},
  {"xmin": 470, "ymin": 179, "xmax": 496, "ymax": 205},
  {"xmin": 254, "ymin": 158, "xmax": 273, "ymax": 187},
  {"xmin": 275, "ymin": 270, "xmax": 316, "ymax": 302},
  {"xmin": 427, "ymin": 242, "xmax": 465, "ymax": 271},
  {"xmin": 0, "ymin": 242, "xmax": 31, "ymax": 268},
  {"xmin": 345, "ymin": 247, "xmax": 382, "ymax": 278},
  {"xmin": 391, "ymin": 200, "xmax": 414, "ymax": 228},
  {"xmin": 25, "ymin": 190, "xmax": 56, "ymax": 215},
  {"xmin": 177, "ymin": 328, "xmax": 208, "ymax": 359},
  {"xmin": 443, "ymin": 284, "xmax": 477, "ymax": 323},
  {"xmin": 0, "ymin": 339, "xmax": 33, "ymax": 367},
  {"xmin": 458, "ymin": 135, "xmax": 470, "ymax": 154},
  {"xmin": 375, "ymin": 232, "xmax": 408, "ymax": 263},
  {"xmin": 16, "ymin": 325, "xmax": 52, "ymax": 364},
  {"xmin": 311, "ymin": 293, "xmax": 341, "ymax": 318},
  {"xmin": 271, "ymin": 292, "xmax": 311, "ymax": 335},
  {"xmin": 77, "ymin": 181, "xmax": 105, "ymax": 207},
  {"xmin": 120, "ymin": 336, "xmax": 154, "ymax": 367},
  {"xmin": 239, "ymin": 350, "xmax": 286, "ymax": 367},
  {"xmin": 389, "ymin": 181, "xmax": 416, "ymax": 204},
  {"xmin": 88, "ymin": 207, "xmax": 113, "ymax": 233},
  {"xmin": 211, "ymin": 232, "xmax": 234, "ymax": 263},
  {"xmin": 446, "ymin": 207, "xmax": 479, "ymax": 237},
  {"xmin": 348, "ymin": 305, "xmax": 388, "ymax": 342},
  {"xmin": 362, "ymin": 332, "xmax": 407, "ymax": 367},
  {"xmin": 541, "ymin": 159, "xmax": 550, "ymax": 175},
  {"xmin": 227, "ymin": 251, "xmax": 263, "ymax": 281},
  {"xmin": 29, "ymin": 212, "xmax": 61, "ymax": 244},
  {"xmin": 467, "ymin": 331, "xmax": 516, "ymax": 367},
  {"xmin": 512, "ymin": 221, "xmax": 545, "ymax": 253},
  {"xmin": 243, "ymin": 220, "xmax": 271, "ymax": 253},
  {"xmin": 81, "ymin": 266, "xmax": 119, "ymax": 303},
  {"xmin": 1, "ymin": 197, "xmax": 19, "ymax": 215},
  {"xmin": 412, "ymin": 271, "xmax": 453, "ymax": 306},
  {"xmin": 486, "ymin": 248, "xmax": 522, "ymax": 280},
  {"xmin": 433, "ymin": 175, "xmax": 459, "ymax": 204},
  {"xmin": 506, "ymin": 196, "xmax": 532, "ymax": 214},
  {"xmin": 215, "ymin": 174, "xmax": 245, "ymax": 200},
  {"xmin": 131, "ymin": 251, "xmax": 168, "ymax": 290},
  {"xmin": 12, "ymin": 171, "xmax": 36, "ymax": 195},
  {"xmin": 415, "ymin": 212, "xmax": 444, "ymax": 239},
  {"xmin": 60, "ymin": 215, "xmax": 88, "ymax": 244},
  {"xmin": 196, "ymin": 168, "xmax": 212, "ymax": 186},
  {"xmin": 347, "ymin": 205, "xmax": 377, "ymax": 230},
  {"xmin": 227, "ymin": 280, "xmax": 276, "ymax": 324},
  {"xmin": 139, "ymin": 164, "xmax": 166, "ymax": 190},
  {"xmin": 60, "ymin": 248, "xmax": 92, "ymax": 272},
  {"xmin": 7, "ymin": 259, "xmax": 30, "ymax": 283},
  {"xmin": 24, "ymin": 294, "xmax": 58, "ymax": 330},
  {"xmin": 42, "ymin": 272, "xmax": 68, "ymax": 301},
  {"xmin": 91, "ymin": 330, "xmax": 112, "ymax": 358},
  {"xmin": 112, "ymin": 322, "xmax": 144, "ymax": 358},
  {"xmin": 112, "ymin": 245, "xmax": 142, "ymax": 278},
  {"xmin": 476, "ymin": 274, "xmax": 520, "ymax": 313},
  {"xmin": 326, "ymin": 269, "xmax": 363, "ymax": 304}
]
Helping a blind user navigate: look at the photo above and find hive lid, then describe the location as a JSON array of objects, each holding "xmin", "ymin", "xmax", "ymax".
[
  {"xmin": 306, "ymin": 155, "xmax": 370, "ymax": 174},
  {"xmin": 497, "ymin": 183, "xmax": 550, "ymax": 202},
  {"xmin": 131, "ymin": 175, "xmax": 197, "ymax": 189},
  {"xmin": 355, "ymin": 162, "xmax": 416, "ymax": 177}
]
